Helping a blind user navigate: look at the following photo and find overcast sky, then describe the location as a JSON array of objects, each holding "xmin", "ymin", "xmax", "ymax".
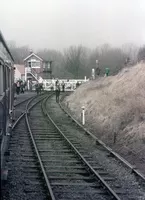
[{"xmin": 1, "ymin": 0, "xmax": 145, "ymax": 50}]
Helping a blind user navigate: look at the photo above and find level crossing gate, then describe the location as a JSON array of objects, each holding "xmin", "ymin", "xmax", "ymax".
[{"xmin": 32, "ymin": 79, "xmax": 89, "ymax": 91}]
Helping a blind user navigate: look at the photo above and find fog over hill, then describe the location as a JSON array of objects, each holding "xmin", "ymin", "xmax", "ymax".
[{"xmin": 1, "ymin": 0, "xmax": 145, "ymax": 50}]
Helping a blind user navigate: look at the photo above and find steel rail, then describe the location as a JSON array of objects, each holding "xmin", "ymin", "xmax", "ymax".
[
  {"xmin": 25, "ymin": 92, "xmax": 56, "ymax": 200},
  {"xmin": 14, "ymin": 91, "xmax": 46, "ymax": 107},
  {"xmin": 12, "ymin": 93, "xmax": 47, "ymax": 129},
  {"xmin": 12, "ymin": 94, "xmax": 42, "ymax": 129},
  {"xmin": 42, "ymin": 96, "xmax": 121, "ymax": 200},
  {"xmin": 2, "ymin": 93, "xmax": 47, "ymax": 195},
  {"xmin": 59, "ymin": 95, "xmax": 145, "ymax": 182},
  {"xmin": 14, "ymin": 95, "xmax": 37, "ymax": 107}
]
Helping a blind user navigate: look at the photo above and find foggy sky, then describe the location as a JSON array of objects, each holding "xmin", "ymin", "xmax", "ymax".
[{"xmin": 1, "ymin": 0, "xmax": 145, "ymax": 50}]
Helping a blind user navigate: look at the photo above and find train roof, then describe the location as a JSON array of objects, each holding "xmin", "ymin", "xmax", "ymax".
[{"xmin": 0, "ymin": 30, "xmax": 14, "ymax": 62}]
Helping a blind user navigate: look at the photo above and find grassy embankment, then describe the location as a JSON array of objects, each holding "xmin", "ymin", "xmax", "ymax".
[{"xmin": 64, "ymin": 63, "xmax": 145, "ymax": 166}]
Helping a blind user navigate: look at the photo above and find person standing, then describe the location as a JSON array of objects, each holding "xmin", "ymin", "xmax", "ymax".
[
  {"xmin": 24, "ymin": 81, "xmax": 27, "ymax": 91},
  {"xmin": 29, "ymin": 80, "xmax": 32, "ymax": 91},
  {"xmin": 76, "ymin": 81, "xmax": 80, "ymax": 88},
  {"xmin": 20, "ymin": 82, "xmax": 24, "ymax": 93},
  {"xmin": 16, "ymin": 81, "xmax": 20, "ymax": 95},
  {"xmin": 96, "ymin": 67, "xmax": 101, "ymax": 76},
  {"xmin": 61, "ymin": 81, "xmax": 65, "ymax": 92},
  {"xmin": 105, "ymin": 68, "xmax": 110, "ymax": 77},
  {"xmin": 55, "ymin": 80, "xmax": 60, "ymax": 103},
  {"xmin": 35, "ymin": 82, "xmax": 39, "ymax": 95},
  {"xmin": 39, "ymin": 83, "xmax": 43, "ymax": 93}
]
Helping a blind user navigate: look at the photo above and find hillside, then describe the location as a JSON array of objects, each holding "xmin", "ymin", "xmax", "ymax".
[{"xmin": 64, "ymin": 63, "xmax": 145, "ymax": 174}]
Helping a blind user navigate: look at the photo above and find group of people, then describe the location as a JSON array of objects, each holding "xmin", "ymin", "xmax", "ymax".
[
  {"xmin": 15, "ymin": 78, "xmax": 81, "ymax": 102},
  {"xmin": 15, "ymin": 80, "xmax": 26, "ymax": 95},
  {"xmin": 34, "ymin": 79, "xmax": 63, "ymax": 102},
  {"xmin": 35, "ymin": 82, "xmax": 43, "ymax": 94},
  {"xmin": 94, "ymin": 67, "xmax": 110, "ymax": 78}
]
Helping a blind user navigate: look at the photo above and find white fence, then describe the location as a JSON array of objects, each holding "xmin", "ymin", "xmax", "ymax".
[{"xmin": 42, "ymin": 79, "xmax": 89, "ymax": 91}]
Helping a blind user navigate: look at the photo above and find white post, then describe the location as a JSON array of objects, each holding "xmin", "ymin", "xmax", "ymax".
[
  {"xmin": 25, "ymin": 67, "xmax": 27, "ymax": 81},
  {"xmin": 96, "ymin": 60, "xmax": 99, "ymax": 67},
  {"xmin": 44, "ymin": 80, "xmax": 46, "ymax": 90},
  {"xmin": 28, "ymin": 80, "xmax": 30, "ymax": 90},
  {"xmin": 84, "ymin": 76, "xmax": 87, "ymax": 82},
  {"xmin": 53, "ymin": 79, "xmax": 56, "ymax": 91},
  {"xmin": 92, "ymin": 68, "xmax": 95, "ymax": 80},
  {"xmin": 81, "ymin": 106, "xmax": 85, "ymax": 125}
]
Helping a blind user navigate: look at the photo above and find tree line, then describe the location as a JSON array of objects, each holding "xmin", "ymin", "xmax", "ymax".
[{"xmin": 8, "ymin": 41, "xmax": 145, "ymax": 79}]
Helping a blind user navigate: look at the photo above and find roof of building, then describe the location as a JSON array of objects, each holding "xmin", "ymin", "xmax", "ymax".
[
  {"xmin": 14, "ymin": 64, "xmax": 25, "ymax": 74},
  {"xmin": 23, "ymin": 52, "xmax": 43, "ymax": 61}
]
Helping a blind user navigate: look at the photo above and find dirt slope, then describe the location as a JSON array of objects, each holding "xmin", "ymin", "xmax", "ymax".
[{"xmin": 64, "ymin": 63, "xmax": 145, "ymax": 173}]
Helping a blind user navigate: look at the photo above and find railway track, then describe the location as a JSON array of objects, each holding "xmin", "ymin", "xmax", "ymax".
[
  {"xmin": 2, "ymin": 93, "xmax": 50, "ymax": 200},
  {"xmin": 2, "ymin": 92, "xmax": 145, "ymax": 200},
  {"xmin": 1, "ymin": 93, "xmax": 37, "ymax": 185},
  {"xmin": 14, "ymin": 93, "xmax": 36, "ymax": 107},
  {"xmin": 13, "ymin": 92, "xmax": 46, "ymax": 126},
  {"xmin": 25, "ymin": 95, "xmax": 118, "ymax": 200},
  {"xmin": 13, "ymin": 93, "xmax": 37, "ymax": 120},
  {"xmin": 44, "ymin": 94, "xmax": 145, "ymax": 200},
  {"xmin": 59, "ymin": 93, "xmax": 145, "ymax": 182}
]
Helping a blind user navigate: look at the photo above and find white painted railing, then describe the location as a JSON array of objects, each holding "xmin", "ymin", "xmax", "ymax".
[
  {"xmin": 43, "ymin": 79, "xmax": 89, "ymax": 91},
  {"xmin": 25, "ymin": 67, "xmax": 89, "ymax": 91},
  {"xmin": 25, "ymin": 67, "xmax": 39, "ymax": 81}
]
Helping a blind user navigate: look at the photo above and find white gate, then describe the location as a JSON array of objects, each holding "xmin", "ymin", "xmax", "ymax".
[{"xmin": 43, "ymin": 79, "xmax": 89, "ymax": 91}]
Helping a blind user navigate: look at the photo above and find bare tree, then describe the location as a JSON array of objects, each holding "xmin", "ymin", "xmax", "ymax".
[
  {"xmin": 7, "ymin": 40, "xmax": 132, "ymax": 78},
  {"xmin": 64, "ymin": 45, "xmax": 88, "ymax": 78},
  {"xmin": 37, "ymin": 49, "xmax": 68, "ymax": 78},
  {"xmin": 138, "ymin": 45, "xmax": 145, "ymax": 62},
  {"xmin": 87, "ymin": 46, "xmax": 127, "ymax": 76},
  {"xmin": 99, "ymin": 43, "xmax": 111, "ymax": 55},
  {"xmin": 8, "ymin": 40, "xmax": 30, "ymax": 64},
  {"xmin": 122, "ymin": 43, "xmax": 139, "ymax": 64}
]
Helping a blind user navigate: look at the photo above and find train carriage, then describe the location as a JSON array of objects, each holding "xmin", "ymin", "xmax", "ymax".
[{"xmin": 0, "ymin": 31, "xmax": 14, "ymax": 180}]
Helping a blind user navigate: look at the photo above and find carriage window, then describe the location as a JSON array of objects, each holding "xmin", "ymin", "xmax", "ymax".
[
  {"xmin": 0, "ymin": 64, "xmax": 4, "ymax": 94},
  {"xmin": 7, "ymin": 68, "xmax": 10, "ymax": 89}
]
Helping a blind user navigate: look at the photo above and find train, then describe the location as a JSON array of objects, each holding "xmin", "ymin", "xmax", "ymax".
[{"xmin": 0, "ymin": 31, "xmax": 15, "ymax": 180}]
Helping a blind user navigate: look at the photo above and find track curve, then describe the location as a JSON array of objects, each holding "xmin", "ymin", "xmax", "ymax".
[{"xmin": 2, "ymin": 92, "xmax": 145, "ymax": 200}]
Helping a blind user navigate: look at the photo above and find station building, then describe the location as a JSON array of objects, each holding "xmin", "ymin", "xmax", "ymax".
[
  {"xmin": 24, "ymin": 52, "xmax": 52, "ymax": 82},
  {"xmin": 14, "ymin": 64, "xmax": 25, "ymax": 81}
]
